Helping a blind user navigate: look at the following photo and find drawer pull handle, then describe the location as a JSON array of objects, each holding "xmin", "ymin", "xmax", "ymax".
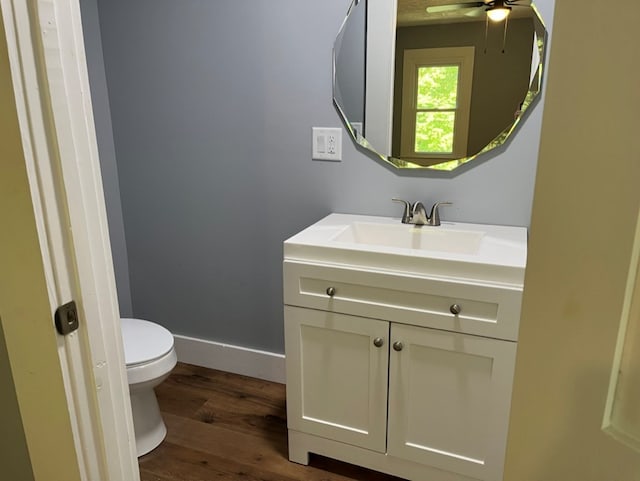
[
  {"xmin": 450, "ymin": 304, "xmax": 462, "ymax": 315},
  {"xmin": 393, "ymin": 341, "xmax": 404, "ymax": 352},
  {"xmin": 326, "ymin": 287, "xmax": 336, "ymax": 297},
  {"xmin": 373, "ymin": 337, "xmax": 384, "ymax": 348}
]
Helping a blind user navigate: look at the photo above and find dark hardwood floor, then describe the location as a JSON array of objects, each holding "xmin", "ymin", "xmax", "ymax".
[{"xmin": 139, "ymin": 362, "xmax": 406, "ymax": 481}]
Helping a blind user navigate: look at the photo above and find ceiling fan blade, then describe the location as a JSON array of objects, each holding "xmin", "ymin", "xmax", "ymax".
[
  {"xmin": 464, "ymin": 8, "xmax": 485, "ymax": 17},
  {"xmin": 426, "ymin": 2, "xmax": 486, "ymax": 14}
]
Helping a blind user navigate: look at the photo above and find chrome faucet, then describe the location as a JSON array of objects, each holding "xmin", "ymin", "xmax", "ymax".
[{"xmin": 392, "ymin": 198, "xmax": 452, "ymax": 226}]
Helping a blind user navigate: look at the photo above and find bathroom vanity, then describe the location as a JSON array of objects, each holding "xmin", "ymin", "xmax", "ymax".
[{"xmin": 283, "ymin": 214, "xmax": 527, "ymax": 481}]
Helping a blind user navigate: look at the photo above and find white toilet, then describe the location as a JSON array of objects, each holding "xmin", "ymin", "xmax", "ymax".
[{"xmin": 121, "ymin": 317, "xmax": 177, "ymax": 457}]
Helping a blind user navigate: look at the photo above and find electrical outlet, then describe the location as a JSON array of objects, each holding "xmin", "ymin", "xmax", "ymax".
[{"xmin": 312, "ymin": 127, "xmax": 342, "ymax": 161}]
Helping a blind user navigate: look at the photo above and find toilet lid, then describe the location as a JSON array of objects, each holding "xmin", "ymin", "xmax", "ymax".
[{"xmin": 121, "ymin": 318, "xmax": 174, "ymax": 366}]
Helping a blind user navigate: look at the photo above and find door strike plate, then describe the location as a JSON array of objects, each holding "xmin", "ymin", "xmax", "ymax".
[{"xmin": 55, "ymin": 300, "xmax": 79, "ymax": 335}]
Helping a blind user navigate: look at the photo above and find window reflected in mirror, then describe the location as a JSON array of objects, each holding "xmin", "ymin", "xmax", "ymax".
[{"xmin": 399, "ymin": 47, "xmax": 474, "ymax": 164}]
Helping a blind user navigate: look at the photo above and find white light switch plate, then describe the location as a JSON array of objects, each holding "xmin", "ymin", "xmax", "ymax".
[{"xmin": 312, "ymin": 127, "xmax": 342, "ymax": 161}]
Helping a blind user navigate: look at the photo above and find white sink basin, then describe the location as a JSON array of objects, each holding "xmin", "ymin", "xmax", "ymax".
[
  {"xmin": 332, "ymin": 221, "xmax": 485, "ymax": 255},
  {"xmin": 284, "ymin": 214, "xmax": 527, "ymax": 285}
]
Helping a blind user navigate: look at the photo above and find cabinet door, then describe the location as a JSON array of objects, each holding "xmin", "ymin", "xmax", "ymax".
[
  {"xmin": 388, "ymin": 324, "xmax": 517, "ymax": 481},
  {"xmin": 284, "ymin": 306, "xmax": 389, "ymax": 452}
]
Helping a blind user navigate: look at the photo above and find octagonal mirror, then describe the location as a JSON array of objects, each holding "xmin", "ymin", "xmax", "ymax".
[{"xmin": 333, "ymin": 0, "xmax": 547, "ymax": 171}]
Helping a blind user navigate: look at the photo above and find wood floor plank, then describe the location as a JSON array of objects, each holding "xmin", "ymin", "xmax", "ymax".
[
  {"xmin": 161, "ymin": 412, "xmax": 331, "ymax": 480},
  {"xmin": 141, "ymin": 441, "xmax": 302, "ymax": 481},
  {"xmin": 192, "ymin": 386, "xmax": 287, "ymax": 440},
  {"xmin": 138, "ymin": 469, "xmax": 173, "ymax": 481},
  {"xmin": 139, "ymin": 363, "xmax": 405, "ymax": 481}
]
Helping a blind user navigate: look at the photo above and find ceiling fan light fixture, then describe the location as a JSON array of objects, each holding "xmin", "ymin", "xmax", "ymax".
[{"xmin": 486, "ymin": 5, "xmax": 511, "ymax": 22}]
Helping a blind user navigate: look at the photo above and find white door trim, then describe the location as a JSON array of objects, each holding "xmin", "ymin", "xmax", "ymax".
[
  {"xmin": 1, "ymin": 1, "xmax": 139, "ymax": 480},
  {"xmin": 365, "ymin": 0, "xmax": 397, "ymax": 154}
]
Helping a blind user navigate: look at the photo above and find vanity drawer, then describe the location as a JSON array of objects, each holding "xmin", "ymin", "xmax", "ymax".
[{"xmin": 283, "ymin": 260, "xmax": 523, "ymax": 341}]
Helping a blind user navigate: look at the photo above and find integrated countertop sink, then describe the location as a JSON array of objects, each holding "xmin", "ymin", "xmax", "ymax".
[
  {"xmin": 284, "ymin": 213, "xmax": 527, "ymax": 285},
  {"xmin": 332, "ymin": 221, "xmax": 485, "ymax": 255}
]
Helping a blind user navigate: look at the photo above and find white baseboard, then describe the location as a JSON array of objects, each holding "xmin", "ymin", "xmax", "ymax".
[{"xmin": 173, "ymin": 335, "xmax": 286, "ymax": 384}]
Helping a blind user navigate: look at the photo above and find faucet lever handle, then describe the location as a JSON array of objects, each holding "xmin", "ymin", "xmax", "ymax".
[
  {"xmin": 392, "ymin": 198, "xmax": 412, "ymax": 223},
  {"xmin": 429, "ymin": 202, "xmax": 452, "ymax": 226}
]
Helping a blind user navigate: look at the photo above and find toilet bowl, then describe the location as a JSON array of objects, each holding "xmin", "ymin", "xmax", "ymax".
[{"xmin": 121, "ymin": 317, "xmax": 177, "ymax": 457}]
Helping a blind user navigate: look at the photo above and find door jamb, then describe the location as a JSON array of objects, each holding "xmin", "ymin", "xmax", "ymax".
[{"xmin": 1, "ymin": 1, "xmax": 139, "ymax": 479}]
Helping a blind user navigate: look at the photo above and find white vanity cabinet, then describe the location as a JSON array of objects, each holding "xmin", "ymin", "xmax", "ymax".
[{"xmin": 283, "ymin": 214, "xmax": 527, "ymax": 481}]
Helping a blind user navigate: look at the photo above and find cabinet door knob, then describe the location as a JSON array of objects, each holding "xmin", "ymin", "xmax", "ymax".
[
  {"xmin": 450, "ymin": 303, "xmax": 462, "ymax": 315},
  {"xmin": 393, "ymin": 341, "xmax": 404, "ymax": 352},
  {"xmin": 326, "ymin": 287, "xmax": 336, "ymax": 297},
  {"xmin": 373, "ymin": 337, "xmax": 384, "ymax": 348}
]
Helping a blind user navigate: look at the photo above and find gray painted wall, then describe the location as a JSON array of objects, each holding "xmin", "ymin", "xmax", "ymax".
[
  {"xmin": 79, "ymin": 0, "xmax": 133, "ymax": 316},
  {"xmin": 92, "ymin": 0, "xmax": 554, "ymax": 354}
]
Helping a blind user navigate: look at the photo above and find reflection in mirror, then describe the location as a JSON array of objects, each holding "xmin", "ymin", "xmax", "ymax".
[
  {"xmin": 334, "ymin": 0, "xmax": 367, "ymax": 140},
  {"xmin": 333, "ymin": 0, "xmax": 547, "ymax": 171}
]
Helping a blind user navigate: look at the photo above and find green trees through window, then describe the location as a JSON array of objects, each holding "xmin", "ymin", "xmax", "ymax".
[{"xmin": 415, "ymin": 66, "xmax": 459, "ymax": 154}]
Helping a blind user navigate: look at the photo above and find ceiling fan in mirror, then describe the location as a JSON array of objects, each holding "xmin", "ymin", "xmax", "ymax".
[{"xmin": 426, "ymin": 0, "xmax": 530, "ymax": 22}]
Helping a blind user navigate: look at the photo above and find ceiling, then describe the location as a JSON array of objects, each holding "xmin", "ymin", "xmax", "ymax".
[{"xmin": 397, "ymin": 0, "xmax": 533, "ymax": 27}]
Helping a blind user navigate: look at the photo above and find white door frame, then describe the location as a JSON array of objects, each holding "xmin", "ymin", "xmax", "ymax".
[{"xmin": 1, "ymin": 1, "xmax": 139, "ymax": 480}]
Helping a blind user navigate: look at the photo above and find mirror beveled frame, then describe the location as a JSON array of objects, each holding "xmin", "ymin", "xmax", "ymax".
[{"xmin": 333, "ymin": 0, "xmax": 548, "ymax": 171}]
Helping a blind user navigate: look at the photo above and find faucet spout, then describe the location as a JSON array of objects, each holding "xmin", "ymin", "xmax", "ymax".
[
  {"xmin": 411, "ymin": 202, "xmax": 429, "ymax": 225},
  {"xmin": 392, "ymin": 198, "xmax": 452, "ymax": 226}
]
